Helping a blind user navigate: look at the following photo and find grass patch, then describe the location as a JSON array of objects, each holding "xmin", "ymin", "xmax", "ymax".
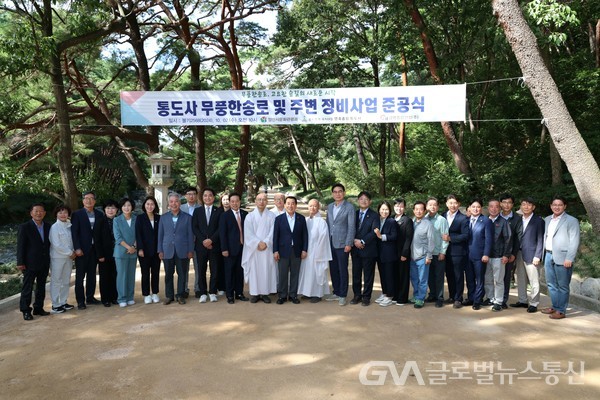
[
  {"xmin": 575, "ymin": 221, "xmax": 600, "ymax": 279},
  {"xmin": 0, "ymin": 276, "xmax": 21, "ymax": 300},
  {"xmin": 0, "ymin": 261, "xmax": 18, "ymax": 274}
]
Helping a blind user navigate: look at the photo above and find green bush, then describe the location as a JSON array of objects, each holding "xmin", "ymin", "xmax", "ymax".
[
  {"xmin": 0, "ymin": 276, "xmax": 21, "ymax": 300},
  {"xmin": 575, "ymin": 221, "xmax": 600, "ymax": 279}
]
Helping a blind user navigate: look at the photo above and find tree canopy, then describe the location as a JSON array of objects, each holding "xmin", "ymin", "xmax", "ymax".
[{"xmin": 0, "ymin": 0, "xmax": 599, "ymax": 229}]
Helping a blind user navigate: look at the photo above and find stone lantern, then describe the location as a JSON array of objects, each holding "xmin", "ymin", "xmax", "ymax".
[{"xmin": 148, "ymin": 153, "xmax": 175, "ymax": 214}]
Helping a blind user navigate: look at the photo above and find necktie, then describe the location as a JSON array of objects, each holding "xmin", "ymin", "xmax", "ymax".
[
  {"xmin": 471, "ymin": 217, "xmax": 477, "ymax": 229},
  {"xmin": 236, "ymin": 211, "xmax": 243, "ymax": 244},
  {"xmin": 359, "ymin": 211, "xmax": 365, "ymax": 229},
  {"xmin": 206, "ymin": 206, "xmax": 211, "ymax": 222},
  {"xmin": 37, "ymin": 224, "xmax": 44, "ymax": 241}
]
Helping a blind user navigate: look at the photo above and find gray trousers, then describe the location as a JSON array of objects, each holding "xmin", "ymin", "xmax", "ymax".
[{"xmin": 278, "ymin": 252, "xmax": 301, "ymax": 299}]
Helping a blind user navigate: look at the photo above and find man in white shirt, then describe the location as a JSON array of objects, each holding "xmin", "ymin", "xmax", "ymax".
[{"xmin": 542, "ymin": 195, "xmax": 580, "ymax": 319}]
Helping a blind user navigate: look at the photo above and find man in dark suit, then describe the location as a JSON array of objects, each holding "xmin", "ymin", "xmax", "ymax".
[
  {"xmin": 499, "ymin": 193, "xmax": 522, "ymax": 308},
  {"xmin": 350, "ymin": 191, "xmax": 378, "ymax": 306},
  {"xmin": 393, "ymin": 198, "xmax": 413, "ymax": 305},
  {"xmin": 443, "ymin": 194, "xmax": 469, "ymax": 308},
  {"xmin": 273, "ymin": 196, "xmax": 308, "ymax": 304},
  {"xmin": 17, "ymin": 203, "xmax": 51, "ymax": 320},
  {"xmin": 71, "ymin": 191, "xmax": 104, "ymax": 309},
  {"xmin": 465, "ymin": 198, "xmax": 494, "ymax": 310},
  {"xmin": 192, "ymin": 187, "xmax": 223, "ymax": 303},
  {"xmin": 158, "ymin": 193, "xmax": 194, "ymax": 305},
  {"xmin": 219, "ymin": 192, "xmax": 249, "ymax": 304},
  {"xmin": 511, "ymin": 197, "xmax": 545, "ymax": 313}
]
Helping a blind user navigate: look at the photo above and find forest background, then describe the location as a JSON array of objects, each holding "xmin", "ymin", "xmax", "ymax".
[{"xmin": 0, "ymin": 1, "xmax": 599, "ymax": 279}]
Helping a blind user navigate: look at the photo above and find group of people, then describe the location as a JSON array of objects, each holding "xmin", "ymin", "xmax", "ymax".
[{"xmin": 16, "ymin": 184, "xmax": 580, "ymax": 322}]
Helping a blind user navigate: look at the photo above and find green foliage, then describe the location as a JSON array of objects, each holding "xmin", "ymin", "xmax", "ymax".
[
  {"xmin": 575, "ymin": 222, "xmax": 600, "ymax": 279},
  {"xmin": 0, "ymin": 276, "xmax": 22, "ymax": 300},
  {"xmin": 525, "ymin": 0, "xmax": 579, "ymax": 48}
]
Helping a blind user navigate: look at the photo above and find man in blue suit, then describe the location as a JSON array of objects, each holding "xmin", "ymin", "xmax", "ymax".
[
  {"xmin": 71, "ymin": 191, "xmax": 104, "ymax": 309},
  {"xmin": 219, "ymin": 192, "xmax": 249, "ymax": 304},
  {"xmin": 443, "ymin": 194, "xmax": 469, "ymax": 309},
  {"xmin": 350, "ymin": 191, "xmax": 378, "ymax": 306},
  {"xmin": 465, "ymin": 198, "xmax": 494, "ymax": 310},
  {"xmin": 510, "ymin": 197, "xmax": 545, "ymax": 313},
  {"xmin": 158, "ymin": 193, "xmax": 194, "ymax": 305},
  {"xmin": 542, "ymin": 195, "xmax": 580, "ymax": 319},
  {"xmin": 17, "ymin": 203, "xmax": 51, "ymax": 320},
  {"xmin": 326, "ymin": 183, "xmax": 356, "ymax": 306},
  {"xmin": 273, "ymin": 196, "xmax": 308, "ymax": 304}
]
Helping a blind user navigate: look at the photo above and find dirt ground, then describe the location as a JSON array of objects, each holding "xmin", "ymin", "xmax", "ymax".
[{"xmin": 1, "ymin": 267, "xmax": 599, "ymax": 400}]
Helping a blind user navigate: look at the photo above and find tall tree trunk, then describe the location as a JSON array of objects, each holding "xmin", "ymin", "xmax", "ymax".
[
  {"xmin": 493, "ymin": 0, "xmax": 600, "ymax": 233},
  {"xmin": 43, "ymin": 0, "xmax": 78, "ymax": 209},
  {"xmin": 403, "ymin": 0, "xmax": 472, "ymax": 175},
  {"xmin": 397, "ymin": 50, "xmax": 408, "ymax": 158},
  {"xmin": 353, "ymin": 125, "xmax": 369, "ymax": 176},
  {"xmin": 287, "ymin": 127, "xmax": 322, "ymax": 197},
  {"xmin": 378, "ymin": 123, "xmax": 387, "ymax": 196},
  {"xmin": 549, "ymin": 139, "xmax": 563, "ymax": 187}
]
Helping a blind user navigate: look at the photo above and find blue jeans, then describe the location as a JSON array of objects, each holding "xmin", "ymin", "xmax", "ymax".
[
  {"xmin": 544, "ymin": 252, "xmax": 572, "ymax": 314},
  {"xmin": 410, "ymin": 258, "xmax": 430, "ymax": 301}
]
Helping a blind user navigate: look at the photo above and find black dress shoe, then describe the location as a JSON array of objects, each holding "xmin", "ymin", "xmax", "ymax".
[
  {"xmin": 164, "ymin": 298, "xmax": 174, "ymax": 305},
  {"xmin": 310, "ymin": 297, "xmax": 322, "ymax": 303},
  {"xmin": 227, "ymin": 297, "xmax": 235, "ymax": 304},
  {"xmin": 63, "ymin": 303, "xmax": 75, "ymax": 310},
  {"xmin": 349, "ymin": 296, "xmax": 362, "ymax": 305},
  {"xmin": 195, "ymin": 291, "xmax": 202, "ymax": 299},
  {"xmin": 291, "ymin": 297, "xmax": 300, "ymax": 304},
  {"xmin": 510, "ymin": 302, "xmax": 529, "ymax": 308},
  {"xmin": 445, "ymin": 298, "xmax": 454, "ymax": 304},
  {"xmin": 33, "ymin": 309, "xmax": 50, "ymax": 316},
  {"xmin": 425, "ymin": 296, "xmax": 436, "ymax": 303},
  {"xmin": 481, "ymin": 299, "xmax": 493, "ymax": 306},
  {"xmin": 250, "ymin": 296, "xmax": 259, "ymax": 303},
  {"xmin": 77, "ymin": 303, "xmax": 87, "ymax": 310},
  {"xmin": 361, "ymin": 299, "xmax": 370, "ymax": 306},
  {"xmin": 527, "ymin": 306, "xmax": 538, "ymax": 313},
  {"xmin": 236, "ymin": 294, "xmax": 249, "ymax": 302},
  {"xmin": 103, "ymin": 302, "xmax": 111, "ymax": 307},
  {"xmin": 23, "ymin": 312, "xmax": 34, "ymax": 321},
  {"xmin": 111, "ymin": 300, "xmax": 119, "ymax": 305},
  {"xmin": 276, "ymin": 298, "xmax": 285, "ymax": 305},
  {"xmin": 262, "ymin": 295, "xmax": 272, "ymax": 304},
  {"xmin": 435, "ymin": 300, "xmax": 444, "ymax": 308},
  {"xmin": 87, "ymin": 298, "xmax": 101, "ymax": 305},
  {"xmin": 472, "ymin": 304, "xmax": 481, "ymax": 310},
  {"xmin": 502, "ymin": 303, "xmax": 508, "ymax": 309},
  {"xmin": 462, "ymin": 300, "xmax": 474, "ymax": 306},
  {"xmin": 182, "ymin": 291, "xmax": 190, "ymax": 299}
]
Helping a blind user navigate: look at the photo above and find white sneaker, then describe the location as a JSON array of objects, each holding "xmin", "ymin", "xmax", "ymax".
[
  {"xmin": 119, "ymin": 302, "xmax": 127, "ymax": 308},
  {"xmin": 375, "ymin": 294, "xmax": 386, "ymax": 303},
  {"xmin": 326, "ymin": 294, "xmax": 340, "ymax": 301},
  {"xmin": 127, "ymin": 300, "xmax": 135, "ymax": 306},
  {"xmin": 379, "ymin": 297, "xmax": 394, "ymax": 307},
  {"xmin": 144, "ymin": 295, "xmax": 152, "ymax": 304},
  {"xmin": 217, "ymin": 290, "xmax": 226, "ymax": 296},
  {"xmin": 209, "ymin": 294, "xmax": 218, "ymax": 302},
  {"xmin": 152, "ymin": 294, "xmax": 160, "ymax": 303},
  {"xmin": 199, "ymin": 294, "xmax": 207, "ymax": 303},
  {"xmin": 338, "ymin": 297, "xmax": 347, "ymax": 306}
]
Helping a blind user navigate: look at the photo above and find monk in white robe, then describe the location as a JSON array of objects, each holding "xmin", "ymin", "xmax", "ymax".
[
  {"xmin": 242, "ymin": 193, "xmax": 277, "ymax": 303},
  {"xmin": 298, "ymin": 199, "xmax": 332, "ymax": 302}
]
